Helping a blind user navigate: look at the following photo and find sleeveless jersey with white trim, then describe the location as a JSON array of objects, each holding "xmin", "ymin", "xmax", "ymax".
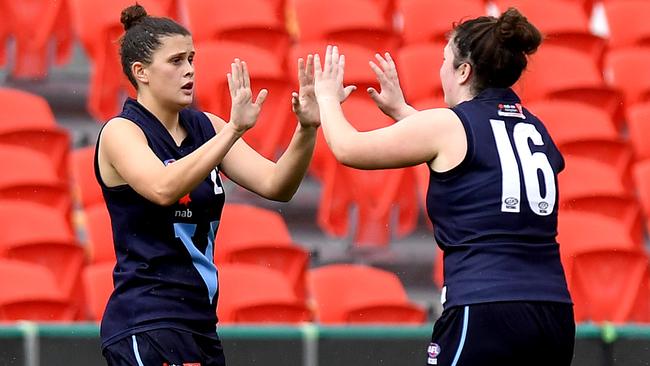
[
  {"xmin": 426, "ymin": 88, "xmax": 572, "ymax": 309},
  {"xmin": 95, "ymin": 99, "xmax": 226, "ymax": 349}
]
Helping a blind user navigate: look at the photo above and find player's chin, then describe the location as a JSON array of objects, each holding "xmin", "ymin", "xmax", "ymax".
[{"xmin": 177, "ymin": 93, "xmax": 194, "ymax": 108}]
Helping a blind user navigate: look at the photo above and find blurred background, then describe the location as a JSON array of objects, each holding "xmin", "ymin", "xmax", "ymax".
[{"xmin": 0, "ymin": 0, "xmax": 649, "ymax": 365}]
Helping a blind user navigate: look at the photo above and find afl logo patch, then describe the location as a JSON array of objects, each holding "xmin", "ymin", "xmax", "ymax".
[
  {"xmin": 538, "ymin": 201, "xmax": 549, "ymax": 213},
  {"xmin": 505, "ymin": 197, "xmax": 518, "ymax": 206},
  {"xmin": 428, "ymin": 343, "xmax": 441, "ymax": 358}
]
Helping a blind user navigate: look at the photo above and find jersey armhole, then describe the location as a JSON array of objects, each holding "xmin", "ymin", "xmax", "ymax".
[{"xmin": 429, "ymin": 107, "xmax": 475, "ymax": 181}]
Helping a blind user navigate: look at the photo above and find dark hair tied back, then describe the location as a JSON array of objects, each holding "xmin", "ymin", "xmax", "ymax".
[
  {"xmin": 120, "ymin": 4, "xmax": 148, "ymax": 31},
  {"xmin": 494, "ymin": 8, "xmax": 542, "ymax": 55}
]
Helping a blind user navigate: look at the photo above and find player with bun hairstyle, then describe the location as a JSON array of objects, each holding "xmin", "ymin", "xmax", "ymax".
[
  {"xmin": 313, "ymin": 8, "xmax": 575, "ymax": 365},
  {"xmin": 96, "ymin": 4, "xmax": 346, "ymax": 365}
]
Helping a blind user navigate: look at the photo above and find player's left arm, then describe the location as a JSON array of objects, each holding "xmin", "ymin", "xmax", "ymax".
[{"xmin": 207, "ymin": 56, "xmax": 328, "ymax": 202}]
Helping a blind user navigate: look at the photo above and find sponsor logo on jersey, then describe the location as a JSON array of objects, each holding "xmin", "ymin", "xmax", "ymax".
[
  {"xmin": 427, "ymin": 342, "xmax": 441, "ymax": 364},
  {"xmin": 497, "ymin": 103, "xmax": 526, "ymax": 119}
]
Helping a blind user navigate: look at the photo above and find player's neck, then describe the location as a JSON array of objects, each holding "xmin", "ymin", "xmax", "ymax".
[{"xmin": 137, "ymin": 94, "xmax": 180, "ymax": 130}]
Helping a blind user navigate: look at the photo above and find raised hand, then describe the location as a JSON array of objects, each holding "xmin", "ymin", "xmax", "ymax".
[
  {"xmin": 367, "ymin": 52, "xmax": 412, "ymax": 120},
  {"xmin": 291, "ymin": 55, "xmax": 320, "ymax": 128},
  {"xmin": 314, "ymin": 45, "xmax": 356, "ymax": 103},
  {"xmin": 227, "ymin": 58, "xmax": 268, "ymax": 133}
]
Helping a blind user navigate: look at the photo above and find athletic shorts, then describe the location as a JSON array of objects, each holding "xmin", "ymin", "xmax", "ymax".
[
  {"xmin": 426, "ymin": 301, "xmax": 575, "ymax": 366},
  {"xmin": 103, "ymin": 328, "xmax": 226, "ymax": 366}
]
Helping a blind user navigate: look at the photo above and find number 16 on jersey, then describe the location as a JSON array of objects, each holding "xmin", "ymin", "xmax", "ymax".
[{"xmin": 490, "ymin": 119, "xmax": 556, "ymax": 216}]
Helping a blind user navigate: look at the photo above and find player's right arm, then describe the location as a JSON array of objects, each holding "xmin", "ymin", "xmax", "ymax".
[{"xmin": 98, "ymin": 117, "xmax": 244, "ymax": 206}]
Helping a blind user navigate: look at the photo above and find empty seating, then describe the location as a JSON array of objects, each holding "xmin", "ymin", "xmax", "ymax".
[
  {"xmin": 603, "ymin": 0, "xmax": 650, "ymax": 50},
  {"xmin": 294, "ymin": 0, "xmax": 398, "ymax": 51},
  {"xmin": 308, "ymin": 264, "xmax": 425, "ymax": 324},
  {"xmin": 0, "ymin": 259, "xmax": 76, "ymax": 321},
  {"xmin": 493, "ymin": 0, "xmax": 605, "ymax": 62},
  {"xmin": 3, "ymin": 0, "xmax": 74, "ymax": 78},
  {"xmin": 627, "ymin": 103, "xmax": 650, "ymax": 161},
  {"xmin": 316, "ymin": 98, "xmax": 419, "ymax": 246},
  {"xmin": 71, "ymin": 146, "xmax": 104, "ymax": 209},
  {"xmin": 604, "ymin": 48, "xmax": 650, "ymax": 109},
  {"xmin": 400, "ymin": 0, "xmax": 485, "ymax": 45},
  {"xmin": 520, "ymin": 45, "xmax": 624, "ymax": 127},
  {"xmin": 216, "ymin": 203, "xmax": 308, "ymax": 299},
  {"xmin": 82, "ymin": 262, "xmax": 114, "ymax": 321},
  {"xmin": 185, "ymin": 0, "xmax": 291, "ymax": 59},
  {"xmin": 217, "ymin": 263, "xmax": 311, "ymax": 323},
  {"xmin": 569, "ymin": 249, "xmax": 650, "ymax": 323}
]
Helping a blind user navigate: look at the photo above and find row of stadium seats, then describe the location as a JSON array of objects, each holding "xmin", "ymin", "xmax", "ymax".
[
  {"xmin": 1, "ymin": 195, "xmax": 649, "ymax": 324},
  {"xmin": 4, "ymin": 83, "xmax": 650, "ymax": 247},
  {"xmin": 0, "ymin": 247, "xmax": 425, "ymax": 324}
]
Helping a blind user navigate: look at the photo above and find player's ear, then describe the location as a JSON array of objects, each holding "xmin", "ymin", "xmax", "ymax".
[
  {"xmin": 457, "ymin": 62, "xmax": 472, "ymax": 85},
  {"xmin": 132, "ymin": 61, "xmax": 149, "ymax": 85}
]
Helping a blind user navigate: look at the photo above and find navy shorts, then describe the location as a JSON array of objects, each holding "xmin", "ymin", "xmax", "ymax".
[
  {"xmin": 426, "ymin": 301, "xmax": 575, "ymax": 366},
  {"xmin": 103, "ymin": 328, "xmax": 226, "ymax": 366}
]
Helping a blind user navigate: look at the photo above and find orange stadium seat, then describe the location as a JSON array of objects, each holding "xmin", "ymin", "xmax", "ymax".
[
  {"xmin": 217, "ymin": 263, "xmax": 311, "ymax": 323},
  {"xmin": 603, "ymin": 0, "xmax": 650, "ymax": 50},
  {"xmin": 397, "ymin": 42, "xmax": 446, "ymax": 102},
  {"xmin": 215, "ymin": 203, "xmax": 308, "ymax": 299},
  {"xmin": 493, "ymin": 0, "xmax": 606, "ymax": 63},
  {"xmin": 82, "ymin": 261, "xmax": 114, "ymax": 321},
  {"xmin": 633, "ymin": 160, "xmax": 650, "ymax": 231},
  {"xmin": 559, "ymin": 156, "xmax": 642, "ymax": 245},
  {"xmin": 0, "ymin": 259, "xmax": 76, "ymax": 321},
  {"xmin": 0, "ymin": 200, "xmax": 86, "ymax": 319},
  {"xmin": 0, "ymin": 0, "xmax": 8, "ymax": 66},
  {"xmin": 3, "ymin": 0, "xmax": 74, "ymax": 78},
  {"xmin": 399, "ymin": 0, "xmax": 486, "ymax": 45},
  {"xmin": 0, "ymin": 87, "xmax": 57, "ymax": 127},
  {"xmin": 71, "ymin": 146, "xmax": 104, "ymax": 209},
  {"xmin": 216, "ymin": 204, "xmax": 292, "ymax": 247},
  {"xmin": 294, "ymin": 0, "xmax": 399, "ymax": 51},
  {"xmin": 68, "ymin": 0, "xmax": 171, "ymax": 120},
  {"xmin": 0, "ymin": 144, "xmax": 73, "ymax": 222},
  {"xmin": 519, "ymin": 45, "xmax": 624, "ymax": 127},
  {"xmin": 557, "ymin": 211, "xmax": 640, "ymax": 285},
  {"xmin": 0, "ymin": 89, "xmax": 71, "ymax": 182},
  {"xmin": 308, "ymin": 264, "xmax": 426, "ymax": 324},
  {"xmin": 528, "ymin": 100, "xmax": 632, "ymax": 181},
  {"xmin": 627, "ymin": 103, "xmax": 650, "ymax": 162},
  {"xmin": 84, "ymin": 204, "xmax": 116, "ymax": 264},
  {"xmin": 316, "ymin": 98, "xmax": 419, "ymax": 246},
  {"xmin": 193, "ymin": 41, "xmax": 294, "ymax": 160},
  {"xmin": 568, "ymin": 249, "xmax": 650, "ymax": 323},
  {"xmin": 185, "ymin": 0, "xmax": 291, "ymax": 59},
  {"xmin": 604, "ymin": 48, "xmax": 650, "ymax": 109}
]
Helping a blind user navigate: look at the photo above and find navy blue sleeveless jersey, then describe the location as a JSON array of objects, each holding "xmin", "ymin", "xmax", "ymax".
[
  {"xmin": 426, "ymin": 88, "xmax": 572, "ymax": 309},
  {"xmin": 95, "ymin": 99, "xmax": 226, "ymax": 349}
]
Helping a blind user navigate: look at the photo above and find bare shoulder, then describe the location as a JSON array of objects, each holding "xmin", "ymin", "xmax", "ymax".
[
  {"xmin": 408, "ymin": 108, "xmax": 459, "ymax": 125},
  {"xmin": 101, "ymin": 117, "xmax": 145, "ymax": 141},
  {"xmin": 203, "ymin": 112, "xmax": 227, "ymax": 133}
]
